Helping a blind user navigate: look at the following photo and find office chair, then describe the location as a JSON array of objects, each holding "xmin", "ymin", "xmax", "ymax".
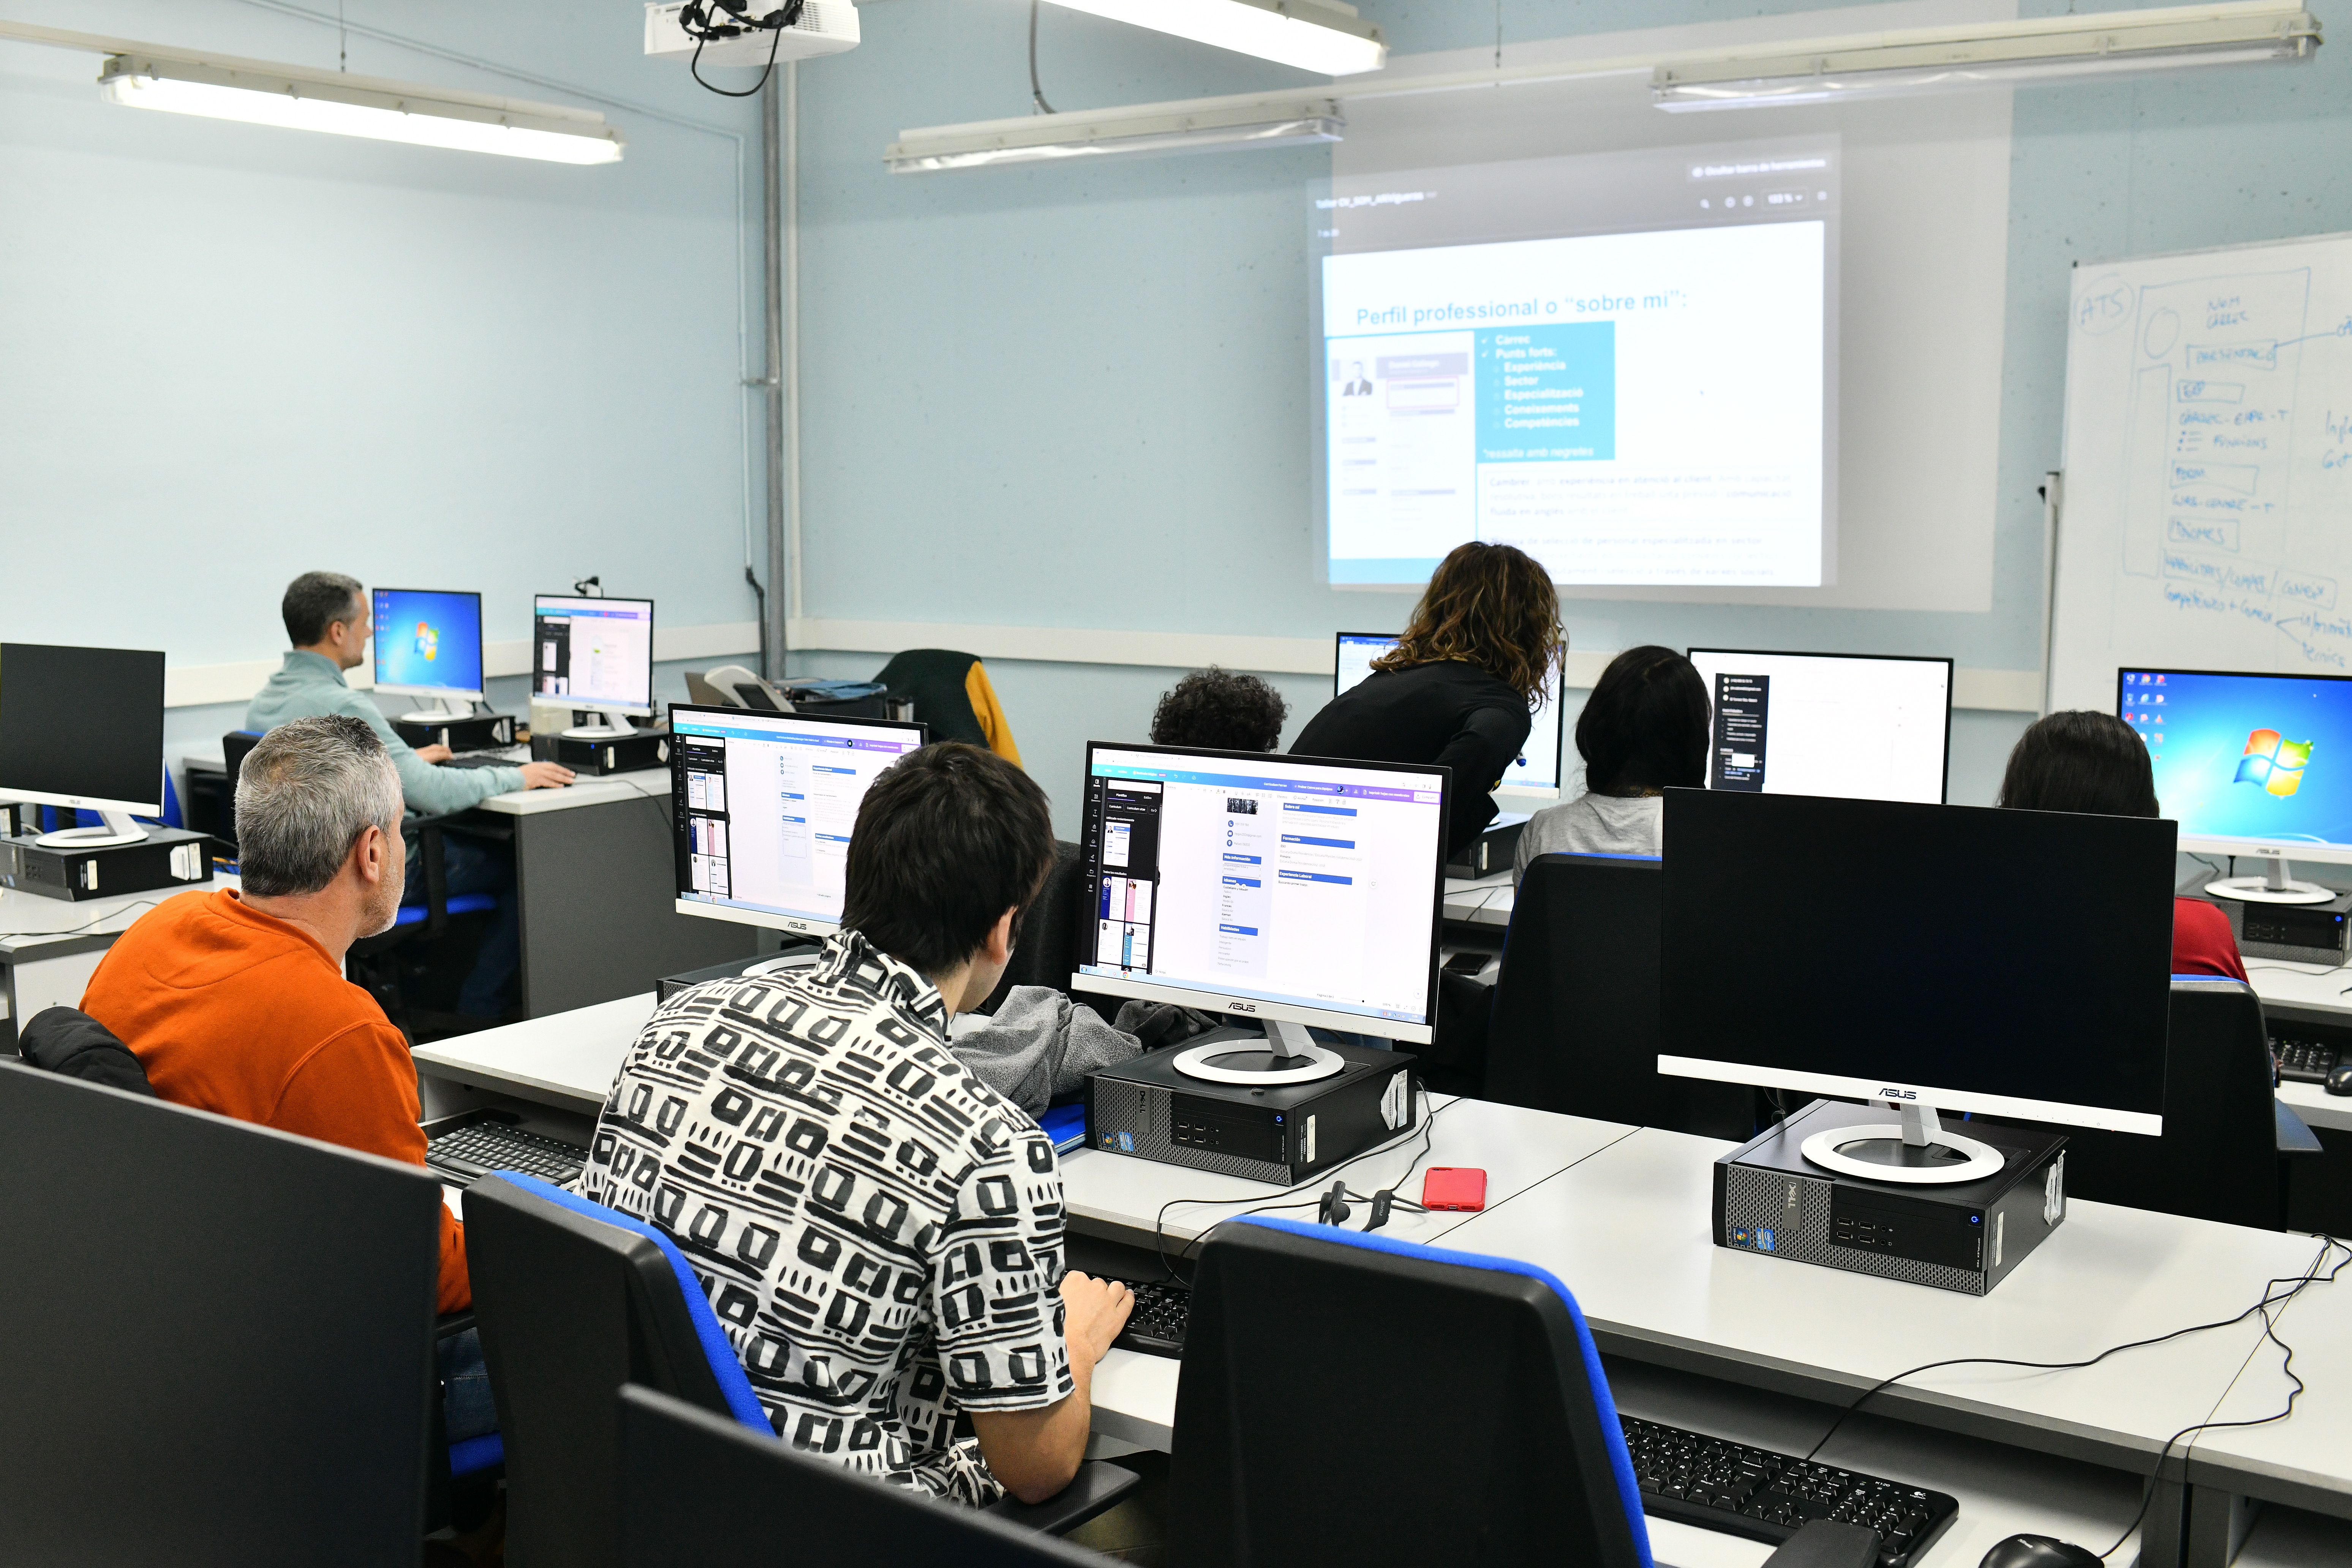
[
  {"xmin": 466, "ymin": 1173, "xmax": 1140, "ymax": 1568},
  {"xmin": 1167, "ymin": 1216, "xmax": 1877, "ymax": 1568},
  {"xmin": 345, "ymin": 809, "xmax": 501, "ymax": 1040},
  {"xmin": 874, "ymin": 647, "xmax": 1023, "ymax": 763},
  {"xmin": 620, "ymin": 1384, "xmax": 1107, "ymax": 1565},
  {"xmin": 0, "ymin": 1059, "xmax": 445, "ymax": 1567},
  {"xmin": 1485, "ymin": 852, "xmax": 1754, "ymax": 1138},
  {"xmin": 2044, "ymin": 977, "xmax": 2321, "ymax": 1230},
  {"xmin": 975, "ymin": 839, "xmax": 1103, "ymax": 1016},
  {"xmin": 15, "ymin": 1006, "xmax": 153, "ymax": 1095}
]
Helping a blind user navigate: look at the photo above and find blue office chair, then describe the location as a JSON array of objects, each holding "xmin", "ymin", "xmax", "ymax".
[
  {"xmin": 1486, "ymin": 852, "xmax": 1754, "ymax": 1138},
  {"xmin": 1168, "ymin": 1215, "xmax": 1880, "ymax": 1568},
  {"xmin": 466, "ymin": 1173, "xmax": 1139, "ymax": 1568}
]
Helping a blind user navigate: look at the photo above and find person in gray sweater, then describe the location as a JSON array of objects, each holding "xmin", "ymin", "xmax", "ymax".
[{"xmin": 1515, "ymin": 646, "xmax": 1710, "ymax": 879}]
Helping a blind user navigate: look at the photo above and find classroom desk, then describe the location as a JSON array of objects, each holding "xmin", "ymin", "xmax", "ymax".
[
  {"xmin": 412, "ymin": 991, "xmax": 2352, "ymax": 1567},
  {"xmin": 0, "ymin": 875, "xmax": 237, "ymax": 1052},
  {"xmin": 464, "ymin": 769, "xmax": 756, "ymax": 1017}
]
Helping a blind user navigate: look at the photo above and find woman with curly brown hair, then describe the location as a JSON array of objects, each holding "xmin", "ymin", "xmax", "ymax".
[{"xmin": 1293, "ymin": 541, "xmax": 1563, "ymax": 860}]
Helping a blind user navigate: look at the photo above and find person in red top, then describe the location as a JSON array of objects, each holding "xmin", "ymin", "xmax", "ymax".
[
  {"xmin": 79, "ymin": 715, "xmax": 492, "ymax": 1442},
  {"xmin": 1996, "ymin": 710, "xmax": 2249, "ymax": 980}
]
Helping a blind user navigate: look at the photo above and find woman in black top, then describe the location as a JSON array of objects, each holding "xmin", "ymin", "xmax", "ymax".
[{"xmin": 1295, "ymin": 541, "xmax": 1563, "ymax": 858}]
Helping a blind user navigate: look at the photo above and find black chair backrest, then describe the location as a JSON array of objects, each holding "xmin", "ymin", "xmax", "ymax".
[
  {"xmin": 620, "ymin": 1384, "xmax": 1095, "ymax": 1565},
  {"xmin": 0, "ymin": 1060, "xmax": 440, "ymax": 1566},
  {"xmin": 1168, "ymin": 1217, "xmax": 1649, "ymax": 1568},
  {"xmin": 2052, "ymin": 978, "xmax": 2284, "ymax": 1228},
  {"xmin": 1486, "ymin": 852, "xmax": 1751, "ymax": 1138},
  {"xmin": 465, "ymin": 1174, "xmax": 746, "ymax": 1568},
  {"xmin": 15, "ymin": 1007, "xmax": 153, "ymax": 1094},
  {"xmin": 978, "ymin": 839, "xmax": 1087, "ymax": 1014},
  {"xmin": 873, "ymin": 648, "xmax": 989, "ymax": 747},
  {"xmin": 219, "ymin": 729, "xmax": 263, "ymax": 849}
]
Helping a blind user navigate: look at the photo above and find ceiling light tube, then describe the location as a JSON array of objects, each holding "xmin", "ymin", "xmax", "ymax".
[
  {"xmin": 95, "ymin": 53, "xmax": 624, "ymax": 163},
  {"xmin": 1651, "ymin": 1, "xmax": 2318, "ymax": 111},
  {"xmin": 887, "ymin": 94, "xmax": 1342, "ymax": 174},
  {"xmin": 1044, "ymin": 0, "xmax": 1385, "ymax": 76}
]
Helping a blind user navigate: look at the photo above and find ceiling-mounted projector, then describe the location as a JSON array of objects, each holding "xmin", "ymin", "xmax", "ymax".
[{"xmin": 643, "ymin": 1, "xmax": 860, "ymax": 65}]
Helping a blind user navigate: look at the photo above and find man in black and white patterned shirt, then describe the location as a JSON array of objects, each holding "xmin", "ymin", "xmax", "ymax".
[{"xmin": 577, "ymin": 743, "xmax": 1133, "ymax": 1505}]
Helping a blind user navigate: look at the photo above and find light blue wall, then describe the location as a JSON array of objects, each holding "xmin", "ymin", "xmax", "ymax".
[
  {"xmin": 0, "ymin": 0, "xmax": 770, "ymax": 674},
  {"xmin": 791, "ymin": 0, "xmax": 2352, "ymax": 827}
]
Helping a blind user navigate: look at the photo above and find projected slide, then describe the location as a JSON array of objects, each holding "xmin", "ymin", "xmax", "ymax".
[{"xmin": 1318, "ymin": 138, "xmax": 1838, "ymax": 589}]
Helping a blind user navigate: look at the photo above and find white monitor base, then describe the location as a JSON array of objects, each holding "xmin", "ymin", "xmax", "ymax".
[
  {"xmin": 1173, "ymin": 1018, "xmax": 1345, "ymax": 1086},
  {"xmin": 1799, "ymin": 1102, "xmax": 2004, "ymax": 1186},
  {"xmin": 398, "ymin": 698, "xmax": 474, "ymax": 724},
  {"xmin": 34, "ymin": 810, "xmax": 150, "ymax": 850},
  {"xmin": 563, "ymin": 708, "xmax": 640, "ymax": 741},
  {"xmin": 2206, "ymin": 876, "xmax": 2337, "ymax": 906}
]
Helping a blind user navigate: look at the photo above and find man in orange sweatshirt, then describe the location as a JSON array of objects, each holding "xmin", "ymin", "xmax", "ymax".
[{"xmin": 81, "ymin": 714, "xmax": 489, "ymax": 1439}]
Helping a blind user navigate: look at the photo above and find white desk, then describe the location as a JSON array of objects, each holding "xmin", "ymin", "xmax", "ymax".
[
  {"xmin": 0, "ymin": 877, "xmax": 234, "ymax": 1048},
  {"xmin": 413, "ymin": 989, "xmax": 653, "ymax": 1119},
  {"xmin": 1442, "ymin": 869, "xmax": 1515, "ymax": 928}
]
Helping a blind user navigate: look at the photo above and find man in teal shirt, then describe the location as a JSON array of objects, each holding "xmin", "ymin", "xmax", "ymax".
[{"xmin": 247, "ymin": 572, "xmax": 574, "ymax": 1016}]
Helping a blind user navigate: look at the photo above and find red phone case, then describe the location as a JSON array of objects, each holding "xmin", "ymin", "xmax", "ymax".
[{"xmin": 1421, "ymin": 1167, "xmax": 1487, "ymax": 1212}]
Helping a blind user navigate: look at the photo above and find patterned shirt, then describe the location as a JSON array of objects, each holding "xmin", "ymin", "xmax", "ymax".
[{"xmin": 576, "ymin": 931, "xmax": 1072, "ymax": 1502}]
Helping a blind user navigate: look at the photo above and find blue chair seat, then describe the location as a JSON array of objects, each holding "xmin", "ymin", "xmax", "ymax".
[
  {"xmin": 450, "ymin": 1432, "xmax": 505, "ymax": 1478},
  {"xmin": 394, "ymin": 892, "xmax": 498, "ymax": 926}
]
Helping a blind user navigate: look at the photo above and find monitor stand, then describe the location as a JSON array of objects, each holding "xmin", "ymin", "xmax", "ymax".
[
  {"xmin": 397, "ymin": 695, "xmax": 475, "ymax": 726},
  {"xmin": 2205, "ymin": 853, "xmax": 2337, "ymax": 906},
  {"xmin": 1172, "ymin": 1018, "xmax": 1345, "ymax": 1086},
  {"xmin": 562, "ymin": 709, "xmax": 639, "ymax": 741},
  {"xmin": 33, "ymin": 809, "xmax": 150, "ymax": 849},
  {"xmin": 1798, "ymin": 1102, "xmax": 2004, "ymax": 1186}
]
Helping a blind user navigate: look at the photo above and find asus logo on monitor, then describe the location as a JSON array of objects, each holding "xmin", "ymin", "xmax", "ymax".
[
  {"xmin": 1876, "ymin": 1087, "xmax": 1917, "ymax": 1101},
  {"xmin": 1226, "ymin": 1001, "xmax": 1258, "ymax": 1014}
]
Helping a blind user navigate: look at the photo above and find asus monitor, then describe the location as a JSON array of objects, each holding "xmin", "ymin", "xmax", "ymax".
[
  {"xmin": 1071, "ymin": 741, "xmax": 1449, "ymax": 1050},
  {"xmin": 1687, "ymin": 648, "xmax": 1952, "ymax": 805},
  {"xmin": 1336, "ymin": 631, "xmax": 1563, "ymax": 797},
  {"xmin": 0, "ymin": 643, "xmax": 167, "ymax": 849},
  {"xmin": 669, "ymin": 705, "xmax": 927, "ymax": 937},
  {"xmin": 370, "ymin": 588, "xmax": 485, "ymax": 721},
  {"xmin": 2120, "ymin": 667, "xmax": 2352, "ymax": 904}
]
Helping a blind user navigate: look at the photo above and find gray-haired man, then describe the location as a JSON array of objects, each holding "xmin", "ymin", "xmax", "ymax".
[
  {"xmin": 81, "ymin": 717, "xmax": 495, "ymax": 1437},
  {"xmin": 248, "ymin": 571, "xmax": 573, "ymax": 1017}
]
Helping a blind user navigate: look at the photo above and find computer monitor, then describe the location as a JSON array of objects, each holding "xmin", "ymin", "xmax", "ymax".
[
  {"xmin": 0, "ymin": 642, "xmax": 166, "ymax": 848},
  {"xmin": 1335, "ymin": 631, "xmax": 1562, "ymax": 795},
  {"xmin": 669, "ymin": 704, "xmax": 928, "ymax": 937},
  {"xmin": 1071, "ymin": 741, "xmax": 1450, "ymax": 1054},
  {"xmin": 370, "ymin": 587, "xmax": 484, "ymax": 721},
  {"xmin": 2119, "ymin": 667, "xmax": 2352, "ymax": 905},
  {"xmin": 1687, "ymin": 648, "xmax": 1952, "ymax": 804},
  {"xmin": 535, "ymin": 594, "xmax": 656, "ymax": 738},
  {"xmin": 1659, "ymin": 788, "xmax": 2173, "ymax": 1185}
]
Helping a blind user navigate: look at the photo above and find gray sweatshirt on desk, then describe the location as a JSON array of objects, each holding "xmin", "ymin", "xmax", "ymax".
[
  {"xmin": 950, "ymin": 987, "xmax": 1148, "ymax": 1115},
  {"xmin": 1513, "ymin": 791, "xmax": 1664, "ymax": 881}
]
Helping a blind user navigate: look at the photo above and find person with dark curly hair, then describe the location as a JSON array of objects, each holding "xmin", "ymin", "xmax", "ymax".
[{"xmin": 1148, "ymin": 666, "xmax": 1290, "ymax": 752}]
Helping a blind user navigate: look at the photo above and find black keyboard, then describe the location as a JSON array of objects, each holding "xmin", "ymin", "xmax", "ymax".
[
  {"xmin": 427, "ymin": 1121, "xmax": 587, "ymax": 1187},
  {"xmin": 2271, "ymin": 1031, "xmax": 2341, "ymax": 1084},
  {"xmin": 442, "ymin": 753, "xmax": 519, "ymax": 771},
  {"xmin": 1110, "ymin": 1279, "xmax": 1190, "ymax": 1358},
  {"xmin": 1621, "ymin": 1416, "xmax": 1957, "ymax": 1568}
]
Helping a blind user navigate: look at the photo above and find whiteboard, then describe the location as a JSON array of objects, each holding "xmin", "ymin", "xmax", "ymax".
[{"xmin": 2051, "ymin": 232, "xmax": 2352, "ymax": 714}]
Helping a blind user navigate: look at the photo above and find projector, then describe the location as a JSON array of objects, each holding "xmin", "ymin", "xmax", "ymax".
[{"xmin": 643, "ymin": 2, "xmax": 860, "ymax": 65}]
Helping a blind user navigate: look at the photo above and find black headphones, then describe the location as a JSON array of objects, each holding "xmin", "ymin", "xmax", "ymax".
[{"xmin": 1317, "ymin": 1180, "xmax": 1426, "ymax": 1235}]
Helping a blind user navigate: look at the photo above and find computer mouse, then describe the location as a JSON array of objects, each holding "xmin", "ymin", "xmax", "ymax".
[
  {"xmin": 1979, "ymin": 1535, "xmax": 2103, "ymax": 1568},
  {"xmin": 2327, "ymin": 1064, "xmax": 2352, "ymax": 1097}
]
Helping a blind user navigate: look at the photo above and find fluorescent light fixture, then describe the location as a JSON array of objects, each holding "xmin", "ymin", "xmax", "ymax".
[
  {"xmin": 887, "ymin": 93, "xmax": 1342, "ymax": 173},
  {"xmin": 1045, "ymin": 0, "xmax": 1385, "ymax": 76},
  {"xmin": 95, "ymin": 52, "xmax": 624, "ymax": 163},
  {"xmin": 1651, "ymin": 1, "xmax": 2319, "ymax": 110}
]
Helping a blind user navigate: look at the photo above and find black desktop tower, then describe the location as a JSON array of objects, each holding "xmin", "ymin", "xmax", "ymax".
[
  {"xmin": 1086, "ymin": 1037, "xmax": 1418, "ymax": 1185},
  {"xmin": 1713, "ymin": 1100, "xmax": 2068, "ymax": 1296},
  {"xmin": 0, "ymin": 827, "xmax": 215, "ymax": 903},
  {"xmin": 391, "ymin": 712, "xmax": 516, "ymax": 752},
  {"xmin": 536, "ymin": 727, "xmax": 672, "ymax": 776}
]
